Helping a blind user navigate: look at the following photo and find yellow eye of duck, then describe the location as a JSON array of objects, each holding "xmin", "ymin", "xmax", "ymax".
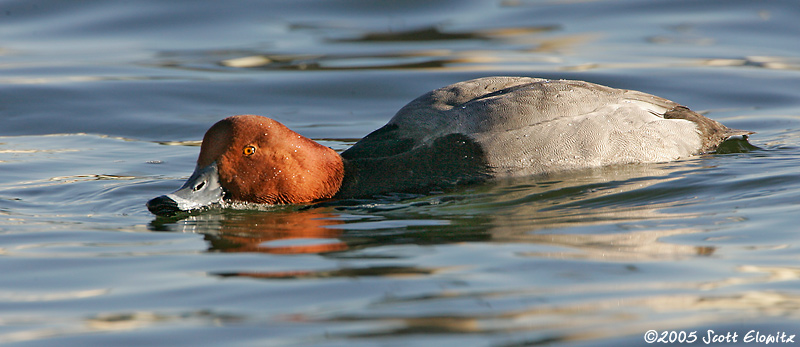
[{"xmin": 243, "ymin": 145, "xmax": 257, "ymax": 156}]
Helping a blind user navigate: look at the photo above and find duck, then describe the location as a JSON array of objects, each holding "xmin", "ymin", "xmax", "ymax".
[{"xmin": 147, "ymin": 76, "xmax": 753, "ymax": 215}]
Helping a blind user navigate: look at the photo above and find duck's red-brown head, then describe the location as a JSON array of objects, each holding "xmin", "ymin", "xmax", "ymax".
[{"xmin": 147, "ymin": 115, "xmax": 344, "ymax": 215}]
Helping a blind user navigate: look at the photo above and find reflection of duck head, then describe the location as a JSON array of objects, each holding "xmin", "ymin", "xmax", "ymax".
[{"xmin": 170, "ymin": 208, "xmax": 348, "ymax": 254}]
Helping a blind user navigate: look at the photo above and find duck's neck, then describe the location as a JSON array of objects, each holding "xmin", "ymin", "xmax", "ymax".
[{"xmin": 277, "ymin": 140, "xmax": 345, "ymax": 204}]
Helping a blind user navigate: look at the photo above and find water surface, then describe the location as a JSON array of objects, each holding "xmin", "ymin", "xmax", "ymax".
[{"xmin": 2, "ymin": 0, "xmax": 800, "ymax": 345}]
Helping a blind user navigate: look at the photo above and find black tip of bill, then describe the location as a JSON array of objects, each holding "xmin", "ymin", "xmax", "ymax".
[
  {"xmin": 147, "ymin": 162, "xmax": 225, "ymax": 216},
  {"xmin": 146, "ymin": 195, "xmax": 182, "ymax": 216}
]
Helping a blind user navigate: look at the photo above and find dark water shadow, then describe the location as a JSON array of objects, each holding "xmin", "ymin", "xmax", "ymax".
[
  {"xmin": 327, "ymin": 25, "xmax": 560, "ymax": 43},
  {"xmin": 147, "ymin": 24, "xmax": 586, "ymax": 72}
]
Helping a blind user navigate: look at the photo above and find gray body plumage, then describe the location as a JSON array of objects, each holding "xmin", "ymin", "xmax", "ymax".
[{"xmin": 337, "ymin": 77, "xmax": 751, "ymax": 198}]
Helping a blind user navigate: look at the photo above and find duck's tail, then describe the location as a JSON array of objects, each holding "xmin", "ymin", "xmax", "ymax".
[{"xmin": 663, "ymin": 105, "xmax": 757, "ymax": 154}]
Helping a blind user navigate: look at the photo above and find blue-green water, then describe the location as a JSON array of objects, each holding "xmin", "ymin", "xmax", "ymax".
[{"xmin": 2, "ymin": 0, "xmax": 800, "ymax": 345}]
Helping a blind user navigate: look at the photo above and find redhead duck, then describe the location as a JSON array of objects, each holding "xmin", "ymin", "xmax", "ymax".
[{"xmin": 147, "ymin": 76, "xmax": 752, "ymax": 215}]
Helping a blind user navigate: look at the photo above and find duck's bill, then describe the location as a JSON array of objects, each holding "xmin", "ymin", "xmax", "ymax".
[{"xmin": 147, "ymin": 162, "xmax": 226, "ymax": 216}]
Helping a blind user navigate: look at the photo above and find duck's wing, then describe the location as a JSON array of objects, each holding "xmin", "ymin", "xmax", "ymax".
[{"xmin": 341, "ymin": 76, "xmax": 551, "ymax": 160}]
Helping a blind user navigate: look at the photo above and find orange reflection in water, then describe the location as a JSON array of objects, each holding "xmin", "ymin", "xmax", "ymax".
[{"xmin": 176, "ymin": 208, "xmax": 348, "ymax": 255}]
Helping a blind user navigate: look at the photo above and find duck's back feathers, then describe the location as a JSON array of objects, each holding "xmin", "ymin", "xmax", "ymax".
[{"xmin": 340, "ymin": 76, "xmax": 751, "ymax": 196}]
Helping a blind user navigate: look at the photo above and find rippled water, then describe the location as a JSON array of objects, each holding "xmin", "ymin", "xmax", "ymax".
[{"xmin": 2, "ymin": 0, "xmax": 800, "ymax": 345}]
